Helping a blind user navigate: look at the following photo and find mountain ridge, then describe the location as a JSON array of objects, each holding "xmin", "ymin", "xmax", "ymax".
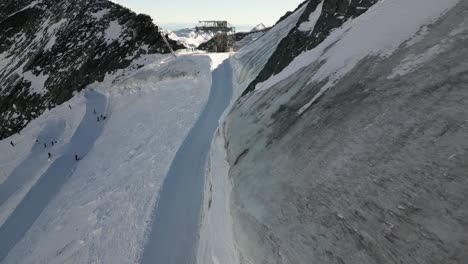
[{"xmin": 0, "ymin": 0, "xmax": 183, "ymax": 139}]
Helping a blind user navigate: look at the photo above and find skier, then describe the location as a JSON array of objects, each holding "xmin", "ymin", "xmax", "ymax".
[
  {"xmin": 44, "ymin": 143, "xmax": 47, "ymax": 148},
  {"xmin": 93, "ymin": 109, "xmax": 97, "ymax": 115},
  {"xmin": 51, "ymin": 141, "xmax": 54, "ymax": 146},
  {"xmin": 75, "ymin": 154, "xmax": 80, "ymax": 161},
  {"xmin": 36, "ymin": 139, "xmax": 39, "ymax": 143},
  {"xmin": 48, "ymin": 152, "xmax": 52, "ymax": 161},
  {"xmin": 10, "ymin": 141, "xmax": 14, "ymax": 147},
  {"xmin": 68, "ymin": 105, "xmax": 72, "ymax": 109},
  {"xmin": 97, "ymin": 116, "xmax": 100, "ymax": 122}
]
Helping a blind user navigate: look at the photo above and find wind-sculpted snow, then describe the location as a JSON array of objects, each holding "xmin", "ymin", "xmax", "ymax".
[
  {"xmin": 223, "ymin": 0, "xmax": 468, "ymax": 263},
  {"xmin": 0, "ymin": 0, "xmax": 183, "ymax": 139}
]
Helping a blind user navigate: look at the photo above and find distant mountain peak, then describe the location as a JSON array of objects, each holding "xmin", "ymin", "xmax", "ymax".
[{"xmin": 251, "ymin": 23, "xmax": 266, "ymax": 32}]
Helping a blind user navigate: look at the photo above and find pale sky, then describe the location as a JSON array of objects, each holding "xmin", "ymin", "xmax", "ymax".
[{"xmin": 111, "ymin": 0, "xmax": 304, "ymax": 30}]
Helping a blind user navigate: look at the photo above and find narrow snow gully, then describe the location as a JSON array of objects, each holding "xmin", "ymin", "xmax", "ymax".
[
  {"xmin": 0, "ymin": 91, "xmax": 106, "ymax": 262},
  {"xmin": 140, "ymin": 58, "xmax": 233, "ymax": 264}
]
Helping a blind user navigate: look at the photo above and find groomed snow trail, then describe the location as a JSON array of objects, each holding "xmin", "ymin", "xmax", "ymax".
[
  {"xmin": 0, "ymin": 91, "xmax": 106, "ymax": 262},
  {"xmin": 140, "ymin": 58, "xmax": 233, "ymax": 264}
]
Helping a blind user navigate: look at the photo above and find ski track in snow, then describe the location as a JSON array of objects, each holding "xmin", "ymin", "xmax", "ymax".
[
  {"xmin": 0, "ymin": 91, "xmax": 106, "ymax": 262},
  {"xmin": 140, "ymin": 58, "xmax": 233, "ymax": 264}
]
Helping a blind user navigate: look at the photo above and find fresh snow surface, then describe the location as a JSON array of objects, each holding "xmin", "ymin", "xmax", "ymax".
[
  {"xmin": 0, "ymin": 52, "xmax": 12, "ymax": 73},
  {"xmin": 91, "ymin": 9, "xmax": 109, "ymax": 20},
  {"xmin": 298, "ymin": 1, "xmax": 323, "ymax": 32},
  {"xmin": 253, "ymin": 0, "xmax": 460, "ymax": 115},
  {"xmin": 0, "ymin": 53, "xmax": 225, "ymax": 263},
  {"xmin": 22, "ymin": 71, "xmax": 49, "ymax": 95},
  {"xmin": 43, "ymin": 19, "xmax": 68, "ymax": 52},
  {"xmin": 104, "ymin": 20, "xmax": 123, "ymax": 45}
]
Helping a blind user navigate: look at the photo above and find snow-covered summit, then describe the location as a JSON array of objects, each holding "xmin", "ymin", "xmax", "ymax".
[
  {"xmin": 167, "ymin": 28, "xmax": 214, "ymax": 48},
  {"xmin": 250, "ymin": 23, "xmax": 266, "ymax": 32}
]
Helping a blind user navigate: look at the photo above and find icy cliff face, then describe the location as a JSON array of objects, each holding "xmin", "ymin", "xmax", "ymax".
[
  {"xmin": 224, "ymin": 0, "xmax": 468, "ymax": 263},
  {"xmin": 0, "ymin": 0, "xmax": 183, "ymax": 139}
]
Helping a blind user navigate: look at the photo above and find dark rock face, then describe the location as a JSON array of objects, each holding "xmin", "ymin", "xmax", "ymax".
[
  {"xmin": 0, "ymin": 0, "xmax": 184, "ymax": 139},
  {"xmin": 242, "ymin": 0, "xmax": 378, "ymax": 96}
]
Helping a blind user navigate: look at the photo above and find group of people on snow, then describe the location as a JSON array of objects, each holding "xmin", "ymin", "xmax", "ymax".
[
  {"xmin": 8, "ymin": 105, "xmax": 108, "ymax": 163},
  {"xmin": 94, "ymin": 108, "xmax": 107, "ymax": 122}
]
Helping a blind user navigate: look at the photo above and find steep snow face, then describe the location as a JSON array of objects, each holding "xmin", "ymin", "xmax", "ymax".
[
  {"xmin": 167, "ymin": 28, "xmax": 214, "ymax": 48},
  {"xmin": 0, "ymin": 0, "xmax": 183, "ymax": 140},
  {"xmin": 243, "ymin": 0, "xmax": 379, "ymax": 96},
  {"xmin": 230, "ymin": 3, "xmax": 307, "ymax": 99},
  {"xmin": 197, "ymin": 128, "xmax": 240, "ymax": 264},
  {"xmin": 233, "ymin": 31, "xmax": 266, "ymax": 50},
  {"xmin": 0, "ymin": 53, "xmax": 216, "ymax": 263},
  {"xmin": 224, "ymin": 0, "xmax": 467, "ymax": 263}
]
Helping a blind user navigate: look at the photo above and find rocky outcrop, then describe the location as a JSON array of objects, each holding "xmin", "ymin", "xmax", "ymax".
[{"xmin": 0, "ymin": 0, "xmax": 184, "ymax": 139}]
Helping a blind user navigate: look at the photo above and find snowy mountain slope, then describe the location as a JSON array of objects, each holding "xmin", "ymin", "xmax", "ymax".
[
  {"xmin": 198, "ymin": 0, "xmax": 468, "ymax": 263},
  {"xmin": 0, "ymin": 0, "xmax": 183, "ymax": 140},
  {"xmin": 0, "ymin": 52, "xmax": 222, "ymax": 263},
  {"xmin": 242, "ymin": 0, "xmax": 379, "ymax": 96},
  {"xmin": 230, "ymin": 3, "xmax": 307, "ymax": 100},
  {"xmin": 166, "ymin": 28, "xmax": 214, "ymax": 49}
]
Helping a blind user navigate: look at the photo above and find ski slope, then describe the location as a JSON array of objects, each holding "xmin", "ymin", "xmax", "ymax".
[
  {"xmin": 0, "ymin": 52, "xmax": 229, "ymax": 263},
  {"xmin": 0, "ymin": 92, "xmax": 106, "ymax": 262},
  {"xmin": 140, "ymin": 57, "xmax": 232, "ymax": 264}
]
